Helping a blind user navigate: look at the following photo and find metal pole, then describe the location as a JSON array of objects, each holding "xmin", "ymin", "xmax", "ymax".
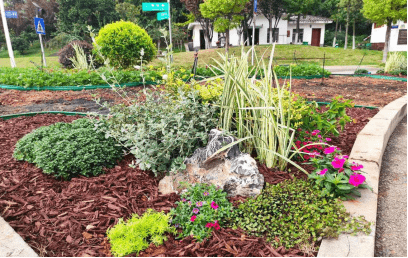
[
  {"xmin": 321, "ymin": 52, "xmax": 325, "ymax": 85},
  {"xmin": 0, "ymin": 0, "xmax": 16, "ymax": 67},
  {"xmin": 167, "ymin": 0, "xmax": 173, "ymax": 63},
  {"xmin": 251, "ymin": 12, "xmax": 256, "ymax": 66},
  {"xmin": 36, "ymin": 10, "xmax": 46, "ymax": 67}
]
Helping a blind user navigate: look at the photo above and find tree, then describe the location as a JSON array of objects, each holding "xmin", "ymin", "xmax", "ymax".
[
  {"xmin": 200, "ymin": 0, "xmax": 249, "ymax": 52},
  {"xmin": 286, "ymin": 0, "xmax": 319, "ymax": 44},
  {"xmin": 258, "ymin": 0, "xmax": 286, "ymax": 44},
  {"xmin": 350, "ymin": 0, "xmax": 364, "ymax": 49},
  {"xmin": 362, "ymin": 0, "xmax": 407, "ymax": 62},
  {"xmin": 115, "ymin": 0, "xmax": 140, "ymax": 24},
  {"xmin": 56, "ymin": 0, "xmax": 119, "ymax": 36}
]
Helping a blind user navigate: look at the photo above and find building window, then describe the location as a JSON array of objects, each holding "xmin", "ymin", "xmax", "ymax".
[
  {"xmin": 398, "ymin": 29, "xmax": 407, "ymax": 45},
  {"xmin": 292, "ymin": 29, "xmax": 303, "ymax": 43}
]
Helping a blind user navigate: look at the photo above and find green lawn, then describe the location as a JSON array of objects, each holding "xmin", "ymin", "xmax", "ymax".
[
  {"xmin": 0, "ymin": 43, "xmax": 392, "ymax": 69},
  {"xmin": 150, "ymin": 44, "xmax": 385, "ymax": 67}
]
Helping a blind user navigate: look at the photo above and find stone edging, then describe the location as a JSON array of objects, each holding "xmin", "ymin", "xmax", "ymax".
[
  {"xmin": 317, "ymin": 95, "xmax": 407, "ymax": 257},
  {"xmin": 0, "ymin": 217, "xmax": 38, "ymax": 257}
]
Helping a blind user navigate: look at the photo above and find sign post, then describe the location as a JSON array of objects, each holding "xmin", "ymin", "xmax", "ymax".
[
  {"xmin": 34, "ymin": 16, "xmax": 46, "ymax": 67},
  {"xmin": 252, "ymin": 0, "xmax": 257, "ymax": 65},
  {"xmin": 0, "ymin": 0, "xmax": 16, "ymax": 68},
  {"xmin": 142, "ymin": 1, "xmax": 173, "ymax": 63}
]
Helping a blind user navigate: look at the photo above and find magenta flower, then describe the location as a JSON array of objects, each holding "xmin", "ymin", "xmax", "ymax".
[
  {"xmin": 326, "ymin": 138, "xmax": 331, "ymax": 141},
  {"xmin": 324, "ymin": 146, "xmax": 336, "ymax": 154},
  {"xmin": 196, "ymin": 201, "xmax": 203, "ymax": 207},
  {"xmin": 332, "ymin": 157, "xmax": 345, "ymax": 169},
  {"xmin": 210, "ymin": 201, "xmax": 219, "ymax": 210},
  {"xmin": 192, "ymin": 208, "xmax": 199, "ymax": 214},
  {"xmin": 351, "ymin": 164, "xmax": 364, "ymax": 171},
  {"xmin": 205, "ymin": 222, "xmax": 214, "ymax": 228},
  {"xmin": 349, "ymin": 173, "xmax": 366, "ymax": 187},
  {"xmin": 190, "ymin": 215, "xmax": 197, "ymax": 222},
  {"xmin": 318, "ymin": 135, "xmax": 322, "ymax": 138},
  {"xmin": 188, "ymin": 201, "xmax": 192, "ymax": 206},
  {"xmin": 182, "ymin": 198, "xmax": 186, "ymax": 202},
  {"xmin": 203, "ymin": 191, "xmax": 209, "ymax": 196},
  {"xmin": 317, "ymin": 168, "xmax": 328, "ymax": 175}
]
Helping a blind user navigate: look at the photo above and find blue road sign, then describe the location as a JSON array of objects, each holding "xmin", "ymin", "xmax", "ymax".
[
  {"xmin": 5, "ymin": 11, "xmax": 18, "ymax": 18},
  {"xmin": 34, "ymin": 17, "xmax": 45, "ymax": 35},
  {"xmin": 254, "ymin": 0, "xmax": 257, "ymax": 13}
]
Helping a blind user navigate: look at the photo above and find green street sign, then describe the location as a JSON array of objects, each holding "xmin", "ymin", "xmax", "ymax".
[
  {"xmin": 157, "ymin": 12, "xmax": 169, "ymax": 20},
  {"xmin": 142, "ymin": 2, "xmax": 169, "ymax": 11}
]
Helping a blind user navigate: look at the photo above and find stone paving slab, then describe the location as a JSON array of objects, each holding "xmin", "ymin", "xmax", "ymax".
[
  {"xmin": 0, "ymin": 217, "xmax": 38, "ymax": 257},
  {"xmin": 325, "ymin": 65, "xmax": 381, "ymax": 75}
]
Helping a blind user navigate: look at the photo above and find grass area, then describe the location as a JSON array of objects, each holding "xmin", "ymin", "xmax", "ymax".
[
  {"xmin": 150, "ymin": 44, "xmax": 385, "ymax": 67},
  {"xmin": 0, "ymin": 43, "xmax": 399, "ymax": 69}
]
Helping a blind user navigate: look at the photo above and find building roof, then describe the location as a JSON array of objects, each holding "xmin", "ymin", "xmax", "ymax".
[{"xmin": 287, "ymin": 15, "xmax": 333, "ymax": 24}]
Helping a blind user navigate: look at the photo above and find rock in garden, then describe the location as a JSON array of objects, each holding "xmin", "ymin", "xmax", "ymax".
[{"xmin": 158, "ymin": 129, "xmax": 264, "ymax": 197}]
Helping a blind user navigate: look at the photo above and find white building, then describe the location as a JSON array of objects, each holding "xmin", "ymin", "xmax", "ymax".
[
  {"xmin": 188, "ymin": 15, "xmax": 333, "ymax": 49},
  {"xmin": 370, "ymin": 21, "xmax": 407, "ymax": 51}
]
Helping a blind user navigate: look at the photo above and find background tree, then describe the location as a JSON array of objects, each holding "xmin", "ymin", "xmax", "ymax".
[
  {"xmin": 259, "ymin": 0, "xmax": 286, "ymax": 44},
  {"xmin": 286, "ymin": 0, "xmax": 319, "ymax": 44},
  {"xmin": 115, "ymin": 0, "xmax": 141, "ymax": 24},
  {"xmin": 236, "ymin": 0, "xmax": 253, "ymax": 46},
  {"xmin": 349, "ymin": 0, "xmax": 364, "ymax": 49},
  {"xmin": 362, "ymin": 0, "xmax": 407, "ymax": 62},
  {"xmin": 200, "ymin": 0, "xmax": 249, "ymax": 52}
]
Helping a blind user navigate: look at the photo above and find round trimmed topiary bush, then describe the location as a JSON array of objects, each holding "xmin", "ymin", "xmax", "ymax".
[
  {"xmin": 58, "ymin": 40, "xmax": 94, "ymax": 68},
  {"xmin": 13, "ymin": 118, "xmax": 123, "ymax": 180},
  {"xmin": 94, "ymin": 21, "xmax": 157, "ymax": 68}
]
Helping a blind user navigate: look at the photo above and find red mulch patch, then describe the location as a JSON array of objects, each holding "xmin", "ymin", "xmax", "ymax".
[{"xmin": 0, "ymin": 108, "xmax": 377, "ymax": 257}]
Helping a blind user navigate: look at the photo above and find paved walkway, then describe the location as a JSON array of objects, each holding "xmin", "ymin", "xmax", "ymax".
[
  {"xmin": 375, "ymin": 116, "xmax": 407, "ymax": 257},
  {"xmin": 325, "ymin": 65, "xmax": 381, "ymax": 75}
]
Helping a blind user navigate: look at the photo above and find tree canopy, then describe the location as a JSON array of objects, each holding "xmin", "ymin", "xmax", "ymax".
[{"xmin": 362, "ymin": 0, "xmax": 407, "ymax": 25}]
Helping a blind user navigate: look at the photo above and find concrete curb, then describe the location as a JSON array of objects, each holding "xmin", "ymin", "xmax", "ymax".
[
  {"xmin": 317, "ymin": 95, "xmax": 407, "ymax": 257},
  {"xmin": 0, "ymin": 217, "xmax": 38, "ymax": 257}
]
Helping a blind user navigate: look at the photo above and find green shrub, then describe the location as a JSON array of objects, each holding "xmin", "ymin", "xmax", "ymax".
[
  {"xmin": 12, "ymin": 36, "xmax": 30, "ymax": 55},
  {"xmin": 95, "ymin": 90, "xmax": 218, "ymax": 175},
  {"xmin": 194, "ymin": 78, "xmax": 224, "ymax": 104},
  {"xmin": 169, "ymin": 183, "xmax": 232, "ymax": 241},
  {"xmin": 94, "ymin": 21, "xmax": 156, "ymax": 68},
  {"xmin": 388, "ymin": 69, "xmax": 407, "ymax": 76},
  {"xmin": 229, "ymin": 178, "xmax": 372, "ymax": 250},
  {"xmin": 58, "ymin": 40, "xmax": 94, "ymax": 69},
  {"xmin": 376, "ymin": 69, "xmax": 385, "ymax": 74},
  {"xmin": 107, "ymin": 209, "xmax": 175, "ymax": 257},
  {"xmin": 385, "ymin": 52, "xmax": 407, "ymax": 73},
  {"xmin": 13, "ymin": 118, "xmax": 123, "ymax": 180},
  {"xmin": 273, "ymin": 63, "xmax": 331, "ymax": 77},
  {"xmin": 354, "ymin": 68, "xmax": 369, "ymax": 74}
]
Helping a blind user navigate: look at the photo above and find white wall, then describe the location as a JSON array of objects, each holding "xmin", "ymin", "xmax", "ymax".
[
  {"xmin": 370, "ymin": 21, "xmax": 407, "ymax": 52},
  {"xmin": 287, "ymin": 23, "xmax": 326, "ymax": 46}
]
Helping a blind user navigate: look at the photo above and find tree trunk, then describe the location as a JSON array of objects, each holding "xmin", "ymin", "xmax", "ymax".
[
  {"xmin": 383, "ymin": 19, "xmax": 392, "ymax": 63},
  {"xmin": 294, "ymin": 14, "xmax": 301, "ymax": 44},
  {"xmin": 352, "ymin": 20, "xmax": 356, "ymax": 50},
  {"xmin": 157, "ymin": 40, "xmax": 161, "ymax": 52},
  {"xmin": 225, "ymin": 28, "xmax": 230, "ymax": 53},
  {"xmin": 344, "ymin": 2, "xmax": 350, "ymax": 49},
  {"xmin": 333, "ymin": 18, "xmax": 338, "ymax": 47},
  {"xmin": 269, "ymin": 17, "xmax": 273, "ymax": 43}
]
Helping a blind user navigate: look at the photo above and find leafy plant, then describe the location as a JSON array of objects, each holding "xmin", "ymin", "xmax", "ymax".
[
  {"xmin": 293, "ymin": 129, "xmax": 330, "ymax": 161},
  {"xmin": 69, "ymin": 43, "xmax": 94, "ymax": 70},
  {"xmin": 11, "ymin": 36, "xmax": 30, "ymax": 55},
  {"xmin": 194, "ymin": 78, "xmax": 224, "ymax": 104},
  {"xmin": 229, "ymin": 178, "xmax": 372, "ymax": 251},
  {"xmin": 273, "ymin": 63, "xmax": 331, "ymax": 77},
  {"xmin": 308, "ymin": 146, "xmax": 372, "ymax": 200},
  {"xmin": 94, "ymin": 90, "xmax": 218, "ymax": 175},
  {"xmin": 354, "ymin": 68, "xmax": 369, "ymax": 74},
  {"xmin": 169, "ymin": 183, "xmax": 232, "ymax": 241},
  {"xmin": 385, "ymin": 52, "xmax": 407, "ymax": 73},
  {"xmin": 13, "ymin": 118, "xmax": 123, "ymax": 180},
  {"xmin": 94, "ymin": 21, "xmax": 156, "ymax": 68},
  {"xmin": 107, "ymin": 209, "xmax": 175, "ymax": 257}
]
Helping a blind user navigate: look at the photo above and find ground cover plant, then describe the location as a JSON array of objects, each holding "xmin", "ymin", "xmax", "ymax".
[
  {"xmin": 107, "ymin": 209, "xmax": 175, "ymax": 257},
  {"xmin": 229, "ymin": 178, "xmax": 372, "ymax": 251},
  {"xmin": 169, "ymin": 183, "xmax": 232, "ymax": 241},
  {"xmin": 13, "ymin": 118, "xmax": 123, "ymax": 180}
]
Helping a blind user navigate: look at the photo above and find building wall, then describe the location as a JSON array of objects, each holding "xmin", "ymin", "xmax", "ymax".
[
  {"xmin": 287, "ymin": 23, "xmax": 326, "ymax": 46},
  {"xmin": 370, "ymin": 21, "xmax": 407, "ymax": 52}
]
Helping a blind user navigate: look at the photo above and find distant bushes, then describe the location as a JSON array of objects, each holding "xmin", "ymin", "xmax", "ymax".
[{"xmin": 58, "ymin": 40, "xmax": 94, "ymax": 68}]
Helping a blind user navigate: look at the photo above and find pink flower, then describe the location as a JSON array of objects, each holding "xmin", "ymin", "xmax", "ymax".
[
  {"xmin": 192, "ymin": 208, "xmax": 200, "ymax": 214},
  {"xmin": 351, "ymin": 164, "xmax": 364, "ymax": 171},
  {"xmin": 326, "ymin": 138, "xmax": 331, "ymax": 141},
  {"xmin": 318, "ymin": 135, "xmax": 322, "ymax": 138},
  {"xmin": 343, "ymin": 155, "xmax": 349, "ymax": 159},
  {"xmin": 324, "ymin": 146, "xmax": 336, "ymax": 154},
  {"xmin": 310, "ymin": 151, "xmax": 319, "ymax": 158},
  {"xmin": 312, "ymin": 132, "xmax": 317, "ymax": 136},
  {"xmin": 295, "ymin": 140, "xmax": 301, "ymax": 145},
  {"xmin": 317, "ymin": 168, "xmax": 328, "ymax": 175},
  {"xmin": 332, "ymin": 157, "xmax": 345, "ymax": 169},
  {"xmin": 306, "ymin": 131, "xmax": 309, "ymax": 134},
  {"xmin": 349, "ymin": 173, "xmax": 366, "ymax": 187},
  {"xmin": 205, "ymin": 222, "xmax": 214, "ymax": 228},
  {"xmin": 210, "ymin": 201, "xmax": 219, "ymax": 210},
  {"xmin": 190, "ymin": 215, "xmax": 197, "ymax": 222},
  {"xmin": 304, "ymin": 155, "xmax": 310, "ymax": 160},
  {"xmin": 339, "ymin": 168, "xmax": 344, "ymax": 172}
]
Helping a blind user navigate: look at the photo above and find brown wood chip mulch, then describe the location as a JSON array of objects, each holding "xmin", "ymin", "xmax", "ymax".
[{"xmin": 0, "ymin": 107, "xmax": 377, "ymax": 257}]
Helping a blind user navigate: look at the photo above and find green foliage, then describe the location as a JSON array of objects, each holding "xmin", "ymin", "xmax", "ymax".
[
  {"xmin": 46, "ymin": 32, "xmax": 84, "ymax": 49},
  {"xmin": 354, "ymin": 68, "xmax": 369, "ymax": 74},
  {"xmin": 384, "ymin": 52, "xmax": 407, "ymax": 73},
  {"xmin": 11, "ymin": 36, "xmax": 30, "ymax": 55},
  {"xmin": 229, "ymin": 178, "xmax": 372, "ymax": 250},
  {"xmin": 169, "ymin": 184, "xmax": 232, "ymax": 241},
  {"xmin": 308, "ymin": 148, "xmax": 373, "ymax": 200},
  {"xmin": 0, "ymin": 67, "xmax": 161, "ymax": 88},
  {"xmin": 115, "ymin": 1, "xmax": 140, "ymax": 24},
  {"xmin": 94, "ymin": 21, "xmax": 157, "ymax": 68},
  {"xmin": 273, "ymin": 63, "xmax": 332, "ymax": 77},
  {"xmin": 107, "ymin": 209, "xmax": 175, "ymax": 257},
  {"xmin": 194, "ymin": 78, "xmax": 224, "ymax": 104},
  {"xmin": 94, "ymin": 90, "xmax": 218, "ymax": 175},
  {"xmin": 362, "ymin": 0, "xmax": 407, "ymax": 26},
  {"xmin": 388, "ymin": 70, "xmax": 407, "ymax": 76},
  {"xmin": 13, "ymin": 118, "xmax": 123, "ymax": 180},
  {"xmin": 58, "ymin": 40, "xmax": 94, "ymax": 69},
  {"xmin": 69, "ymin": 43, "xmax": 94, "ymax": 70}
]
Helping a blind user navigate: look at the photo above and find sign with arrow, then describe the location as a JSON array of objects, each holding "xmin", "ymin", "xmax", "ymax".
[
  {"xmin": 157, "ymin": 11, "xmax": 169, "ymax": 21},
  {"xmin": 34, "ymin": 17, "xmax": 45, "ymax": 35},
  {"xmin": 142, "ymin": 2, "xmax": 168, "ymax": 11},
  {"xmin": 5, "ymin": 11, "xmax": 17, "ymax": 18}
]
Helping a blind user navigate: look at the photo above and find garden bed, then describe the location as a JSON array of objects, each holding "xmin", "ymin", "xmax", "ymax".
[{"xmin": 0, "ymin": 106, "xmax": 378, "ymax": 257}]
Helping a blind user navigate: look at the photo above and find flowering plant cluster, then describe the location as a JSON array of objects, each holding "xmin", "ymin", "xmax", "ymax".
[
  {"xmin": 308, "ymin": 146, "xmax": 372, "ymax": 200},
  {"xmin": 169, "ymin": 183, "xmax": 232, "ymax": 241},
  {"xmin": 293, "ymin": 128, "xmax": 331, "ymax": 161}
]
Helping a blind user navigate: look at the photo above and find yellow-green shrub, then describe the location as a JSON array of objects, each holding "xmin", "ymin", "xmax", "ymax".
[
  {"xmin": 194, "ymin": 78, "xmax": 224, "ymax": 103},
  {"xmin": 94, "ymin": 21, "xmax": 156, "ymax": 68}
]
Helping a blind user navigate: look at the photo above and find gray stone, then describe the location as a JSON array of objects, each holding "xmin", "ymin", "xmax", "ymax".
[{"xmin": 158, "ymin": 129, "xmax": 264, "ymax": 197}]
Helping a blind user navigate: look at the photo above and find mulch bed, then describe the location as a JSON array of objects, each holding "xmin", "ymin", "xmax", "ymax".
[{"xmin": 0, "ymin": 107, "xmax": 377, "ymax": 257}]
